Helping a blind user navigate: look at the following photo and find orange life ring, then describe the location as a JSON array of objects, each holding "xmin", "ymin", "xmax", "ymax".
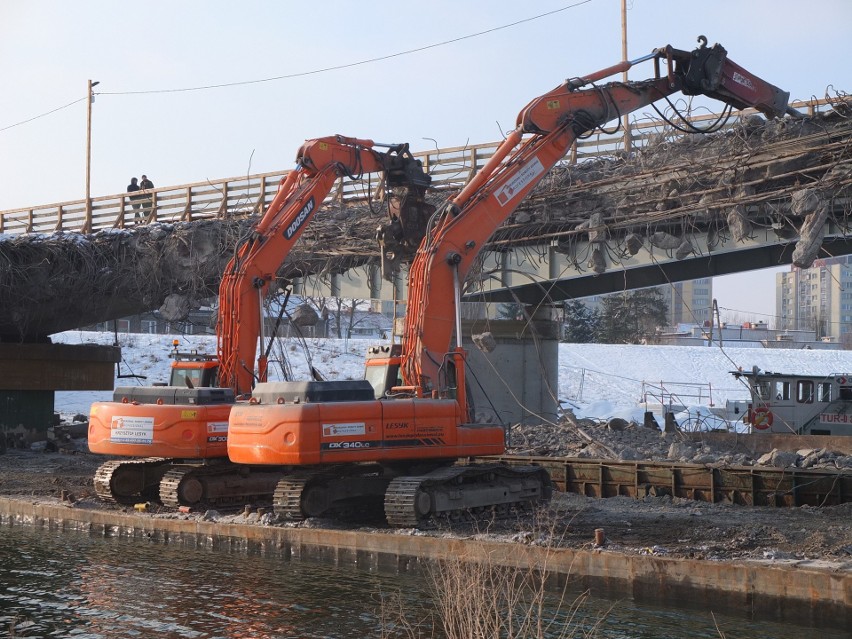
[{"xmin": 752, "ymin": 406, "xmax": 773, "ymax": 430}]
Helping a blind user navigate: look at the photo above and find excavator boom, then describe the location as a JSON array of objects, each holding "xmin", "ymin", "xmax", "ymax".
[
  {"xmin": 402, "ymin": 37, "xmax": 793, "ymax": 404},
  {"xmin": 218, "ymin": 136, "xmax": 433, "ymax": 396}
]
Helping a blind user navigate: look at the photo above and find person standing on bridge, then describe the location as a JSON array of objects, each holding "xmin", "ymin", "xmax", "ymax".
[
  {"xmin": 126, "ymin": 177, "xmax": 143, "ymax": 220},
  {"xmin": 139, "ymin": 174, "xmax": 155, "ymax": 220}
]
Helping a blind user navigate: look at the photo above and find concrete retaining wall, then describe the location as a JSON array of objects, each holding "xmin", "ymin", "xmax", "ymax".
[{"xmin": 0, "ymin": 497, "xmax": 848, "ymax": 629}]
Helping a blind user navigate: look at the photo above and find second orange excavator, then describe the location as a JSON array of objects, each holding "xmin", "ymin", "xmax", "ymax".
[{"xmin": 227, "ymin": 37, "xmax": 796, "ymax": 526}]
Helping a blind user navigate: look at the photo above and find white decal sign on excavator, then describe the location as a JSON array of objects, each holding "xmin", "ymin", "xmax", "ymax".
[
  {"xmin": 494, "ymin": 157, "xmax": 544, "ymax": 206},
  {"xmin": 322, "ymin": 422, "xmax": 366, "ymax": 437},
  {"xmin": 109, "ymin": 416, "xmax": 154, "ymax": 445}
]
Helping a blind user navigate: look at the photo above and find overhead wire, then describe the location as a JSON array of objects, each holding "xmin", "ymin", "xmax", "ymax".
[
  {"xmin": 102, "ymin": 2, "xmax": 595, "ymax": 97},
  {"xmin": 1, "ymin": 1, "xmax": 594, "ymax": 132},
  {"xmin": 0, "ymin": 96, "xmax": 88, "ymax": 133}
]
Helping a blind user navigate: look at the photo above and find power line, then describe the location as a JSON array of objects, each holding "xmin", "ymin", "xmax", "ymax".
[
  {"xmin": 0, "ymin": 96, "xmax": 88, "ymax": 133},
  {"xmin": 1, "ymin": 0, "xmax": 595, "ymax": 133},
  {"xmin": 100, "ymin": 1, "xmax": 592, "ymax": 96}
]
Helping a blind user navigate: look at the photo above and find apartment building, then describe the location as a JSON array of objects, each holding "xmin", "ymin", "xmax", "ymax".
[
  {"xmin": 776, "ymin": 255, "xmax": 852, "ymax": 342},
  {"xmin": 659, "ymin": 278, "xmax": 713, "ymax": 326}
]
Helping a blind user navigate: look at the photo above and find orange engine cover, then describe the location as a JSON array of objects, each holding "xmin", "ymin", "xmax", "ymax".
[
  {"xmin": 227, "ymin": 398, "xmax": 505, "ymax": 465},
  {"xmin": 89, "ymin": 401, "xmax": 233, "ymax": 459}
]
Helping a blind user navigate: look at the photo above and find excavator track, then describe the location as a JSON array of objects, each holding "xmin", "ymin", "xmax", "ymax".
[
  {"xmin": 159, "ymin": 462, "xmax": 284, "ymax": 509},
  {"xmin": 94, "ymin": 459, "xmax": 282, "ymax": 509},
  {"xmin": 159, "ymin": 466, "xmax": 207, "ymax": 508},
  {"xmin": 93, "ymin": 458, "xmax": 169, "ymax": 505},
  {"xmin": 272, "ymin": 465, "xmax": 389, "ymax": 521},
  {"xmin": 384, "ymin": 464, "xmax": 552, "ymax": 527},
  {"xmin": 272, "ymin": 475, "xmax": 314, "ymax": 520}
]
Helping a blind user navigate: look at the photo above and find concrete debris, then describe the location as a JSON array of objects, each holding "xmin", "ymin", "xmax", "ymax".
[
  {"xmin": 756, "ymin": 449, "xmax": 801, "ymax": 468},
  {"xmin": 790, "ymin": 187, "xmax": 824, "ymax": 215},
  {"xmin": 508, "ymin": 417, "xmax": 850, "ymax": 470},
  {"xmin": 667, "ymin": 442, "xmax": 697, "ymax": 461},
  {"xmin": 791, "ymin": 187, "xmax": 829, "ymax": 268},
  {"xmin": 588, "ymin": 247, "xmax": 606, "ymax": 274},
  {"xmin": 159, "ymin": 293, "xmax": 192, "ymax": 322},
  {"xmin": 674, "ymin": 239, "xmax": 694, "ymax": 260},
  {"xmin": 471, "ymin": 331, "xmax": 497, "ymax": 353},
  {"xmin": 725, "ymin": 204, "xmax": 752, "ymax": 242},
  {"xmin": 617, "ymin": 446, "xmax": 644, "ymax": 461},
  {"xmin": 624, "ymin": 232, "xmax": 643, "ymax": 255},
  {"xmin": 649, "ymin": 231, "xmax": 681, "ymax": 250}
]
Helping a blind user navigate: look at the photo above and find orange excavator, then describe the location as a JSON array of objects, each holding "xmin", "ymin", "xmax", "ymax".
[
  {"xmin": 87, "ymin": 136, "xmax": 434, "ymax": 506},
  {"xmin": 227, "ymin": 37, "xmax": 795, "ymax": 526}
]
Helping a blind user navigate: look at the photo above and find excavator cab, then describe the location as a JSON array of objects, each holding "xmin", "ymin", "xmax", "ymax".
[
  {"xmin": 169, "ymin": 360, "xmax": 218, "ymax": 388},
  {"xmin": 364, "ymin": 344, "xmax": 403, "ymax": 398},
  {"xmin": 168, "ymin": 341, "xmax": 219, "ymax": 388}
]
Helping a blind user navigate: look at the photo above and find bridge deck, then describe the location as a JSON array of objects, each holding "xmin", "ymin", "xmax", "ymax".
[
  {"xmin": 1, "ymin": 98, "xmax": 850, "ymax": 339},
  {"xmin": 0, "ymin": 100, "xmax": 829, "ymax": 236}
]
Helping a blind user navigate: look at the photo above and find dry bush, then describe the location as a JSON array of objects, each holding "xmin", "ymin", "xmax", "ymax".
[{"xmin": 380, "ymin": 508, "xmax": 606, "ymax": 638}]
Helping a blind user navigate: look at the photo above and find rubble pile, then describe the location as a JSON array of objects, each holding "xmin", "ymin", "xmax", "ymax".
[
  {"xmin": 755, "ymin": 447, "xmax": 852, "ymax": 470},
  {"xmin": 507, "ymin": 416, "xmax": 852, "ymax": 469}
]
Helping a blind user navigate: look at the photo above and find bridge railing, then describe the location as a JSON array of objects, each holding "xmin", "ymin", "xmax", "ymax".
[{"xmin": 0, "ymin": 99, "xmax": 830, "ymax": 236}]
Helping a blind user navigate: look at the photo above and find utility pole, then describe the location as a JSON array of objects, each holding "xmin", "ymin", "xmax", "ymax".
[
  {"xmin": 84, "ymin": 79, "xmax": 100, "ymax": 232},
  {"xmin": 621, "ymin": 0, "xmax": 632, "ymax": 153}
]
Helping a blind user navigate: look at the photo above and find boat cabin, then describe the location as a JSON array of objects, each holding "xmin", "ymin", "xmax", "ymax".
[{"xmin": 731, "ymin": 367, "xmax": 852, "ymax": 436}]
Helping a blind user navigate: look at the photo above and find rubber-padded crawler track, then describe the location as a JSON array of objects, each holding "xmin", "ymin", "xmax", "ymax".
[
  {"xmin": 384, "ymin": 464, "xmax": 552, "ymax": 527},
  {"xmin": 158, "ymin": 463, "xmax": 283, "ymax": 510},
  {"xmin": 93, "ymin": 458, "xmax": 168, "ymax": 505}
]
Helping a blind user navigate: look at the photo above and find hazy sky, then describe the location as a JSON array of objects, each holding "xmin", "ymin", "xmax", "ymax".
[{"xmin": 1, "ymin": 1, "xmax": 849, "ymax": 321}]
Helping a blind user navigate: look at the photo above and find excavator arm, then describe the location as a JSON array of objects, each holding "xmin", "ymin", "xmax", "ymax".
[
  {"xmin": 401, "ymin": 37, "xmax": 793, "ymax": 412},
  {"xmin": 218, "ymin": 135, "xmax": 432, "ymax": 396}
]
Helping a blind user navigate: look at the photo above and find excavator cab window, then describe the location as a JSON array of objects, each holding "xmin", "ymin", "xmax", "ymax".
[
  {"xmin": 170, "ymin": 365, "xmax": 218, "ymax": 389},
  {"xmin": 365, "ymin": 360, "xmax": 401, "ymax": 399}
]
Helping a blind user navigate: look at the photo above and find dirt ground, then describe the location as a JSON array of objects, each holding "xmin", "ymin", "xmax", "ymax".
[{"xmin": 1, "ymin": 445, "xmax": 850, "ymax": 566}]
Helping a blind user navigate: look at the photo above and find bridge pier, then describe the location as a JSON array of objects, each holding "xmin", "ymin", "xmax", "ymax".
[
  {"xmin": 462, "ymin": 315, "xmax": 560, "ymax": 427},
  {"xmin": 0, "ymin": 343, "xmax": 120, "ymax": 448}
]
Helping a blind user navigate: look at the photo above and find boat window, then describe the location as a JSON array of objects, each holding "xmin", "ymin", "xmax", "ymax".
[
  {"xmin": 817, "ymin": 382, "xmax": 832, "ymax": 402},
  {"xmin": 796, "ymin": 380, "xmax": 814, "ymax": 403},
  {"xmin": 774, "ymin": 381, "xmax": 791, "ymax": 401},
  {"xmin": 755, "ymin": 381, "xmax": 771, "ymax": 400},
  {"xmin": 840, "ymin": 386, "xmax": 852, "ymax": 400}
]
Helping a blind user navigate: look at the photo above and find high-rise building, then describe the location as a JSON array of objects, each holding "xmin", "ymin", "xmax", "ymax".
[
  {"xmin": 659, "ymin": 278, "xmax": 713, "ymax": 326},
  {"xmin": 776, "ymin": 256, "xmax": 852, "ymax": 341}
]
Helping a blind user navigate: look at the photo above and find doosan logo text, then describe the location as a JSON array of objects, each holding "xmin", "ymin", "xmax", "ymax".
[{"xmin": 285, "ymin": 198, "xmax": 316, "ymax": 239}]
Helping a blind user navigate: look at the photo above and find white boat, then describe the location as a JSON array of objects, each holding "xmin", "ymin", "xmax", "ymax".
[{"xmin": 731, "ymin": 367, "xmax": 852, "ymax": 436}]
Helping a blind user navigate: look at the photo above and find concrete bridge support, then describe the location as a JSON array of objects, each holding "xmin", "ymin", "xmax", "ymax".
[
  {"xmin": 462, "ymin": 317, "xmax": 560, "ymax": 427},
  {"xmin": 0, "ymin": 343, "xmax": 120, "ymax": 447}
]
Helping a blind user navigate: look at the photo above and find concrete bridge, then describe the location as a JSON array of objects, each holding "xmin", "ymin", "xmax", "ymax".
[
  {"xmin": 2, "ymin": 98, "xmax": 847, "ymax": 335},
  {"xmin": 2, "ymin": 97, "xmax": 851, "ymax": 435}
]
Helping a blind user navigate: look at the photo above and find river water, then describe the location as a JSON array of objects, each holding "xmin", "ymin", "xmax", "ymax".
[{"xmin": 0, "ymin": 523, "xmax": 846, "ymax": 639}]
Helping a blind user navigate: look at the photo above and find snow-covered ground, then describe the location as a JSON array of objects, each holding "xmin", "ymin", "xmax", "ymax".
[{"xmin": 53, "ymin": 330, "xmax": 852, "ymax": 429}]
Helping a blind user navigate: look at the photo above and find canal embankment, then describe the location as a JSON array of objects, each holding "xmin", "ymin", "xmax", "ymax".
[{"xmin": 1, "ymin": 495, "xmax": 849, "ymax": 630}]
